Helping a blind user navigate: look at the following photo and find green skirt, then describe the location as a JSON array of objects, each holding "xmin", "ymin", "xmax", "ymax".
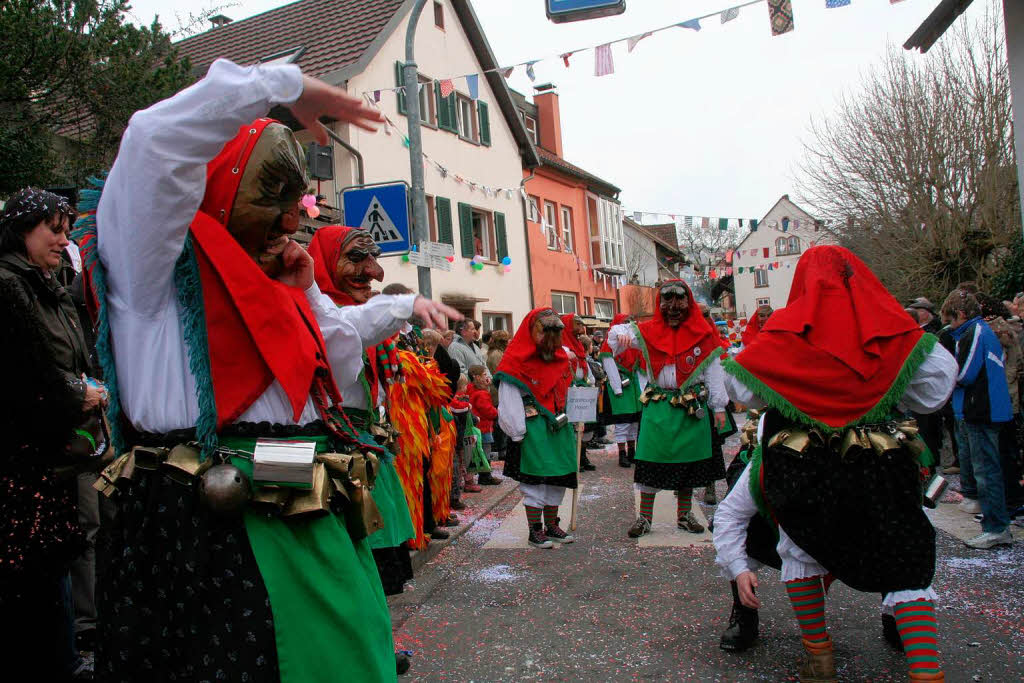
[
  {"xmin": 608, "ymin": 369, "xmax": 643, "ymax": 416},
  {"xmin": 635, "ymin": 399, "xmax": 712, "ymax": 464},
  {"xmin": 223, "ymin": 436, "xmax": 396, "ymax": 683},
  {"xmin": 520, "ymin": 415, "xmax": 577, "ymax": 478}
]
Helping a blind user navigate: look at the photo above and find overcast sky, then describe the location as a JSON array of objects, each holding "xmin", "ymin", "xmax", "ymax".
[{"xmin": 122, "ymin": 0, "xmax": 990, "ymax": 221}]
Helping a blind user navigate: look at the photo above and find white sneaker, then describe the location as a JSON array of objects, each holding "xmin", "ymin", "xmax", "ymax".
[
  {"xmin": 965, "ymin": 529, "xmax": 1013, "ymax": 549},
  {"xmin": 958, "ymin": 498, "xmax": 981, "ymax": 514}
]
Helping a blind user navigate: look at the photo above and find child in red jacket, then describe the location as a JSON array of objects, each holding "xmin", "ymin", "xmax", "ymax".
[{"xmin": 468, "ymin": 365, "xmax": 502, "ymax": 485}]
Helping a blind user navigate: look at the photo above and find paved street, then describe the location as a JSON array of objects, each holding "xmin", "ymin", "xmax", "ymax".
[{"xmin": 391, "ymin": 429, "xmax": 1024, "ymax": 681}]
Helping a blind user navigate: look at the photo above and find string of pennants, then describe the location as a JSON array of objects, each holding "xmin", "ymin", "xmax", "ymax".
[
  {"xmin": 365, "ymin": 0, "xmax": 909, "ymax": 100},
  {"xmin": 364, "ymin": 94, "xmax": 526, "ymax": 201},
  {"xmin": 625, "ymin": 211, "xmax": 820, "ymax": 234}
]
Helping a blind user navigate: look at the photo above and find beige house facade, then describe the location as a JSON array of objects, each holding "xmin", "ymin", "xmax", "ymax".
[{"xmin": 732, "ymin": 195, "xmax": 832, "ymax": 319}]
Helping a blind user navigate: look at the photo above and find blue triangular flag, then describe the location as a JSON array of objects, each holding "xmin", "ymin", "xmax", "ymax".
[
  {"xmin": 678, "ymin": 19, "xmax": 701, "ymax": 31},
  {"xmin": 466, "ymin": 74, "xmax": 479, "ymax": 100},
  {"xmin": 526, "ymin": 61, "xmax": 539, "ymax": 82}
]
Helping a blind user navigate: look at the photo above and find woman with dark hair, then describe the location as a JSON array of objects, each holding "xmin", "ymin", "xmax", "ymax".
[{"xmin": 0, "ymin": 187, "xmax": 106, "ymax": 679}]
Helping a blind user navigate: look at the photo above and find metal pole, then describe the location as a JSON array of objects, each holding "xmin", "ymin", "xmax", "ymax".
[{"xmin": 404, "ymin": 0, "xmax": 432, "ymax": 298}]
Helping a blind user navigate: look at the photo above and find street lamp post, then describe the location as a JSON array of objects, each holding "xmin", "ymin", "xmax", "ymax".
[{"xmin": 403, "ymin": 0, "xmax": 432, "ymax": 298}]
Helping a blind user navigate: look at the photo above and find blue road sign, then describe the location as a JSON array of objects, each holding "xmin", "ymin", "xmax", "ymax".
[
  {"xmin": 546, "ymin": 0, "xmax": 625, "ymax": 23},
  {"xmin": 341, "ymin": 182, "xmax": 411, "ymax": 255}
]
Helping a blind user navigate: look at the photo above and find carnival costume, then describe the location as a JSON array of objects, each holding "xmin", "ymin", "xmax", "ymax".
[
  {"xmin": 309, "ymin": 226, "xmax": 417, "ymax": 595},
  {"xmin": 78, "ymin": 61, "xmax": 397, "ymax": 682},
  {"xmin": 600, "ymin": 313, "xmax": 646, "ymax": 468},
  {"xmin": 496, "ymin": 308, "xmax": 578, "ymax": 548},
  {"xmin": 561, "ymin": 314, "xmax": 597, "ymax": 471},
  {"xmin": 714, "ymin": 246, "xmax": 957, "ymax": 682},
  {"xmin": 608, "ymin": 280, "xmax": 728, "ymax": 537}
]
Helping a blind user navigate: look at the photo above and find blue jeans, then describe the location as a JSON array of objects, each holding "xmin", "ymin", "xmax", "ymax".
[{"xmin": 957, "ymin": 420, "xmax": 1010, "ymax": 533}]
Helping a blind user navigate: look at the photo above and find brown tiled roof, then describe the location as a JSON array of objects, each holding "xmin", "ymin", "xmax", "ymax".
[
  {"xmin": 639, "ymin": 222, "xmax": 679, "ymax": 251},
  {"xmin": 536, "ymin": 147, "xmax": 619, "ymax": 195},
  {"xmin": 175, "ymin": 0, "xmax": 405, "ymax": 79}
]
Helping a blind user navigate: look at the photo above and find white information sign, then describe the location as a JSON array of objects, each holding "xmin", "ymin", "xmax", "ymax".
[
  {"xmin": 407, "ymin": 242, "xmax": 454, "ymax": 271},
  {"xmin": 566, "ymin": 386, "xmax": 599, "ymax": 424}
]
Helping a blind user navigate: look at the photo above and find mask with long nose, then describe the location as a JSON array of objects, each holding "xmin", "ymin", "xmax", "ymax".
[
  {"xmin": 333, "ymin": 230, "xmax": 384, "ymax": 303},
  {"xmin": 659, "ymin": 283, "xmax": 690, "ymax": 329},
  {"xmin": 532, "ymin": 311, "xmax": 565, "ymax": 362}
]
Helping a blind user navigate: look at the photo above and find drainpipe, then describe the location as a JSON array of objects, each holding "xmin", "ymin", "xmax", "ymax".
[
  {"xmin": 520, "ymin": 169, "xmax": 537, "ymax": 310},
  {"xmin": 403, "ymin": 0, "xmax": 432, "ymax": 298}
]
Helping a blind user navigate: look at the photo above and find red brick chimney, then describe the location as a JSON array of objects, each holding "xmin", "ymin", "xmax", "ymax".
[{"xmin": 533, "ymin": 84, "xmax": 563, "ymax": 157}]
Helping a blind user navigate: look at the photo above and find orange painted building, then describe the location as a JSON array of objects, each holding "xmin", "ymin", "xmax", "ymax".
[{"xmin": 511, "ymin": 85, "xmax": 624, "ymax": 324}]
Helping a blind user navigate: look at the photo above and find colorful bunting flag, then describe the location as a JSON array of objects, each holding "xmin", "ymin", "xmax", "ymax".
[
  {"xmin": 628, "ymin": 32, "xmax": 653, "ymax": 52},
  {"xmin": 466, "ymin": 74, "xmax": 479, "ymax": 100},
  {"xmin": 768, "ymin": 0, "xmax": 795, "ymax": 36},
  {"xmin": 721, "ymin": 7, "xmax": 740, "ymax": 23},
  {"xmin": 595, "ymin": 44, "xmax": 615, "ymax": 77},
  {"xmin": 500, "ymin": 67, "xmax": 514, "ymax": 78},
  {"xmin": 763, "ymin": 247, "xmax": 770, "ymax": 258},
  {"xmin": 373, "ymin": 90, "xmax": 381, "ymax": 102},
  {"xmin": 768, "ymin": 263, "xmax": 774, "ymax": 271},
  {"xmin": 750, "ymin": 219, "xmax": 759, "ymax": 231},
  {"xmin": 678, "ymin": 19, "xmax": 701, "ymax": 31},
  {"xmin": 826, "ymin": 0, "xmax": 851, "ymax": 7},
  {"xmin": 439, "ymin": 79, "xmax": 455, "ymax": 98},
  {"xmin": 525, "ymin": 61, "xmax": 539, "ymax": 81},
  {"xmin": 561, "ymin": 52, "xmax": 574, "ymax": 67},
  {"xmin": 719, "ymin": 218, "xmax": 728, "ymax": 230},
  {"xmin": 701, "ymin": 217, "xmax": 710, "ymax": 229}
]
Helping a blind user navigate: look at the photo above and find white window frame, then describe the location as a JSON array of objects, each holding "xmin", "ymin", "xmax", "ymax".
[
  {"xmin": 787, "ymin": 236, "xmax": 801, "ymax": 255},
  {"xmin": 551, "ymin": 291, "xmax": 578, "ymax": 315},
  {"xmin": 471, "ymin": 208, "xmax": 495, "ymax": 262},
  {"xmin": 417, "ymin": 74, "xmax": 435, "ymax": 127},
  {"xmin": 587, "ymin": 193, "xmax": 624, "ymax": 273},
  {"xmin": 756, "ymin": 297, "xmax": 771, "ymax": 307},
  {"xmin": 560, "ymin": 206, "xmax": 573, "ymax": 253},
  {"xmin": 754, "ymin": 269, "xmax": 769, "ymax": 288},
  {"xmin": 523, "ymin": 115, "xmax": 538, "ymax": 145},
  {"xmin": 543, "ymin": 201, "xmax": 559, "ymax": 250},
  {"xmin": 457, "ymin": 95, "xmax": 477, "ymax": 142},
  {"xmin": 526, "ymin": 195, "xmax": 541, "ymax": 223},
  {"xmin": 594, "ymin": 299, "xmax": 615, "ymax": 320},
  {"xmin": 775, "ymin": 237, "xmax": 788, "ymax": 256},
  {"xmin": 482, "ymin": 312, "xmax": 512, "ymax": 332}
]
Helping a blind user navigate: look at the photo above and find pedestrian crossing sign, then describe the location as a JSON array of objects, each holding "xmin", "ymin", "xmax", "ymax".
[{"xmin": 341, "ymin": 181, "xmax": 411, "ymax": 255}]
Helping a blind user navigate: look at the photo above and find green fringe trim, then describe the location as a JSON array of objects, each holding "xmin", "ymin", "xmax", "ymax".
[
  {"xmin": 173, "ymin": 237, "xmax": 218, "ymax": 458},
  {"xmin": 631, "ymin": 321, "xmax": 717, "ymax": 390},
  {"xmin": 493, "ymin": 371, "xmax": 559, "ymax": 425},
  {"xmin": 723, "ymin": 333, "xmax": 938, "ymax": 433},
  {"xmin": 681, "ymin": 351, "xmax": 717, "ymax": 391},
  {"xmin": 71, "ymin": 175, "xmax": 125, "ymax": 456}
]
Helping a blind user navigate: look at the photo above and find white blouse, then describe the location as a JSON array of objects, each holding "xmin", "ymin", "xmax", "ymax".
[
  {"xmin": 607, "ymin": 323, "xmax": 728, "ymax": 412},
  {"xmin": 97, "ymin": 59, "xmax": 410, "ymax": 431}
]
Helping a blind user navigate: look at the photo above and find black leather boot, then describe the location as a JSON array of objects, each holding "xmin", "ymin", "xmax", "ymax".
[
  {"xmin": 719, "ymin": 580, "xmax": 759, "ymax": 652},
  {"xmin": 580, "ymin": 449, "xmax": 596, "ymax": 471},
  {"xmin": 618, "ymin": 445, "xmax": 630, "ymax": 468},
  {"xmin": 627, "ymin": 440, "xmax": 636, "ymax": 464}
]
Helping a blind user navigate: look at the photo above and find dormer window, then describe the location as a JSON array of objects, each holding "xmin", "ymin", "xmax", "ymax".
[{"xmin": 524, "ymin": 115, "xmax": 538, "ymax": 145}]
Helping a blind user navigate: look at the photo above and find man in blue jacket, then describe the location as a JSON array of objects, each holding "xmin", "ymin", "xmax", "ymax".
[{"xmin": 941, "ymin": 289, "xmax": 1014, "ymax": 549}]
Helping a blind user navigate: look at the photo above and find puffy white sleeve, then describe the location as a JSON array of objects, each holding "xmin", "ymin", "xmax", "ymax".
[
  {"xmin": 724, "ymin": 371, "xmax": 765, "ymax": 410},
  {"xmin": 603, "ymin": 356, "xmax": 623, "ymax": 395},
  {"xmin": 97, "ymin": 59, "xmax": 303, "ymax": 317},
  {"xmin": 703, "ymin": 356, "xmax": 729, "ymax": 412},
  {"xmin": 898, "ymin": 344, "xmax": 958, "ymax": 414},
  {"xmin": 713, "ymin": 464, "xmax": 762, "ymax": 579},
  {"xmin": 305, "ymin": 286, "xmax": 415, "ymax": 349},
  {"xmin": 607, "ymin": 323, "xmax": 639, "ymax": 355},
  {"xmin": 498, "ymin": 381, "xmax": 527, "ymax": 441}
]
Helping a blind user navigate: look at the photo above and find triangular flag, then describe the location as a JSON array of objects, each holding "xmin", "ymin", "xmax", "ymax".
[
  {"xmin": 628, "ymin": 32, "xmax": 653, "ymax": 52},
  {"xmin": 721, "ymin": 7, "xmax": 740, "ymax": 23},
  {"xmin": 678, "ymin": 19, "xmax": 701, "ymax": 31},
  {"xmin": 825, "ymin": 0, "xmax": 851, "ymax": 7},
  {"xmin": 595, "ymin": 44, "xmax": 614, "ymax": 77},
  {"xmin": 439, "ymin": 79, "xmax": 455, "ymax": 98},
  {"xmin": 500, "ymin": 66, "xmax": 514, "ymax": 78},
  {"xmin": 466, "ymin": 74, "xmax": 479, "ymax": 100},
  {"xmin": 525, "ymin": 61, "xmax": 538, "ymax": 81},
  {"xmin": 768, "ymin": 264, "xmax": 774, "ymax": 271},
  {"xmin": 561, "ymin": 52, "xmax": 574, "ymax": 67}
]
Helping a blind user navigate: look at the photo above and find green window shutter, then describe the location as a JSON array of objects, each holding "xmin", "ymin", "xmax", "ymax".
[
  {"xmin": 436, "ymin": 197, "xmax": 453, "ymax": 246},
  {"xmin": 395, "ymin": 61, "xmax": 407, "ymax": 116},
  {"xmin": 478, "ymin": 101, "xmax": 491, "ymax": 146},
  {"xmin": 434, "ymin": 81, "xmax": 447, "ymax": 129},
  {"xmin": 494, "ymin": 211, "xmax": 508, "ymax": 260},
  {"xmin": 440, "ymin": 92, "xmax": 458, "ymax": 134},
  {"xmin": 458, "ymin": 202, "xmax": 474, "ymax": 258}
]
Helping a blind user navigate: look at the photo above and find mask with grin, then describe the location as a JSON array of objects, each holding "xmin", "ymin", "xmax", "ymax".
[
  {"xmin": 226, "ymin": 123, "xmax": 309, "ymax": 278},
  {"xmin": 532, "ymin": 311, "xmax": 565, "ymax": 361},
  {"xmin": 659, "ymin": 283, "xmax": 690, "ymax": 328},
  {"xmin": 333, "ymin": 230, "xmax": 384, "ymax": 303}
]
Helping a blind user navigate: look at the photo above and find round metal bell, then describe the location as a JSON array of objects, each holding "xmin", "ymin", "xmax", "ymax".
[
  {"xmin": 695, "ymin": 407, "xmax": 706, "ymax": 420},
  {"xmin": 199, "ymin": 463, "xmax": 252, "ymax": 517}
]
